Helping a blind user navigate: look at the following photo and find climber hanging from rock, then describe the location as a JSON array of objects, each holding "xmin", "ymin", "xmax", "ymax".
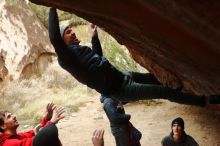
[{"xmin": 48, "ymin": 7, "xmax": 219, "ymax": 107}]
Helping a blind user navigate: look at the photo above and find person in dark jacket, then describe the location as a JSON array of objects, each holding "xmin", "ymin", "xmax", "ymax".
[
  {"xmin": 0, "ymin": 103, "xmax": 64, "ymax": 146},
  {"xmin": 100, "ymin": 95, "xmax": 142, "ymax": 146},
  {"xmin": 48, "ymin": 8, "xmax": 219, "ymax": 106},
  {"xmin": 161, "ymin": 117, "xmax": 199, "ymax": 146}
]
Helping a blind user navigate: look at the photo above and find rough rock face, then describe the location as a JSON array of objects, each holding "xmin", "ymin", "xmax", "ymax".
[
  {"xmin": 0, "ymin": 0, "xmax": 54, "ymax": 82},
  {"xmin": 30, "ymin": 0, "xmax": 220, "ymax": 96}
]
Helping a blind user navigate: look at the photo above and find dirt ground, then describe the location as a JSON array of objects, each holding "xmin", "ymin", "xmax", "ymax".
[{"xmin": 57, "ymin": 97, "xmax": 220, "ymax": 146}]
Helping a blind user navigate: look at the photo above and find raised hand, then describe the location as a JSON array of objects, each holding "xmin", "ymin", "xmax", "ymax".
[
  {"xmin": 90, "ymin": 23, "xmax": 98, "ymax": 37},
  {"xmin": 46, "ymin": 103, "xmax": 56, "ymax": 121},
  {"xmin": 92, "ymin": 129, "xmax": 104, "ymax": 146},
  {"xmin": 50, "ymin": 106, "xmax": 65, "ymax": 124}
]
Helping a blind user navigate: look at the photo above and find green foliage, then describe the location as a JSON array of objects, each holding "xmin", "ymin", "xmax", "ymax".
[
  {"xmin": 0, "ymin": 88, "xmax": 26, "ymax": 113},
  {"xmin": 101, "ymin": 35, "xmax": 138, "ymax": 72},
  {"xmin": 28, "ymin": 2, "xmax": 88, "ymax": 28},
  {"xmin": 65, "ymin": 102, "xmax": 86, "ymax": 113},
  {"xmin": 46, "ymin": 70, "xmax": 77, "ymax": 89},
  {"xmin": 57, "ymin": 10, "xmax": 88, "ymax": 27},
  {"xmin": 6, "ymin": 0, "xmax": 18, "ymax": 5},
  {"xmin": 28, "ymin": 2, "xmax": 49, "ymax": 28},
  {"xmin": 33, "ymin": 114, "xmax": 43, "ymax": 125}
]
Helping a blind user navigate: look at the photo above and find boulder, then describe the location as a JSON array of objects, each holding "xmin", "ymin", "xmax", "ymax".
[{"xmin": 30, "ymin": 0, "xmax": 220, "ymax": 95}]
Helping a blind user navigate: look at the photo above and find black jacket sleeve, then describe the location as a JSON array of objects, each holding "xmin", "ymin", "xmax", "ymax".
[
  {"xmin": 48, "ymin": 8, "xmax": 78, "ymax": 63},
  {"xmin": 91, "ymin": 34, "xmax": 103, "ymax": 56}
]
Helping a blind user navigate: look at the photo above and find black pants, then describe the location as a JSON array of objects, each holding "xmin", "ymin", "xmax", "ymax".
[
  {"xmin": 114, "ymin": 72, "xmax": 206, "ymax": 107},
  {"xmin": 33, "ymin": 124, "xmax": 62, "ymax": 146}
]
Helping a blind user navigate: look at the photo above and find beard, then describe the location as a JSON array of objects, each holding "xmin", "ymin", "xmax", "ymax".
[{"xmin": 73, "ymin": 38, "xmax": 80, "ymax": 45}]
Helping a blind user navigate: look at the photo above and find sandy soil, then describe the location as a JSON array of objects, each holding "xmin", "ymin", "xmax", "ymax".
[{"xmin": 57, "ymin": 97, "xmax": 220, "ymax": 146}]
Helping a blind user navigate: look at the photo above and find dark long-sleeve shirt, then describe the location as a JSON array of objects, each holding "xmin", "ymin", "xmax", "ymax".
[
  {"xmin": 161, "ymin": 132, "xmax": 199, "ymax": 146},
  {"xmin": 49, "ymin": 8, "xmax": 124, "ymax": 95}
]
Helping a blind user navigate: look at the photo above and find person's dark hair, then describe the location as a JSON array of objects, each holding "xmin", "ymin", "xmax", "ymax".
[
  {"xmin": 171, "ymin": 117, "xmax": 185, "ymax": 130},
  {"xmin": 0, "ymin": 111, "xmax": 7, "ymax": 133}
]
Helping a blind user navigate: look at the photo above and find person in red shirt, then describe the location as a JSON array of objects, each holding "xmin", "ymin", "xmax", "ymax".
[{"xmin": 0, "ymin": 103, "xmax": 65, "ymax": 146}]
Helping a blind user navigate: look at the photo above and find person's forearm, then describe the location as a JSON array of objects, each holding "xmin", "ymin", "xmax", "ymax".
[
  {"xmin": 49, "ymin": 8, "xmax": 60, "ymax": 42},
  {"xmin": 44, "ymin": 120, "xmax": 54, "ymax": 127},
  {"xmin": 49, "ymin": 8, "xmax": 68, "ymax": 59},
  {"xmin": 40, "ymin": 113, "xmax": 49, "ymax": 127},
  {"xmin": 48, "ymin": 8, "xmax": 65, "ymax": 48},
  {"xmin": 92, "ymin": 35, "xmax": 103, "ymax": 56}
]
